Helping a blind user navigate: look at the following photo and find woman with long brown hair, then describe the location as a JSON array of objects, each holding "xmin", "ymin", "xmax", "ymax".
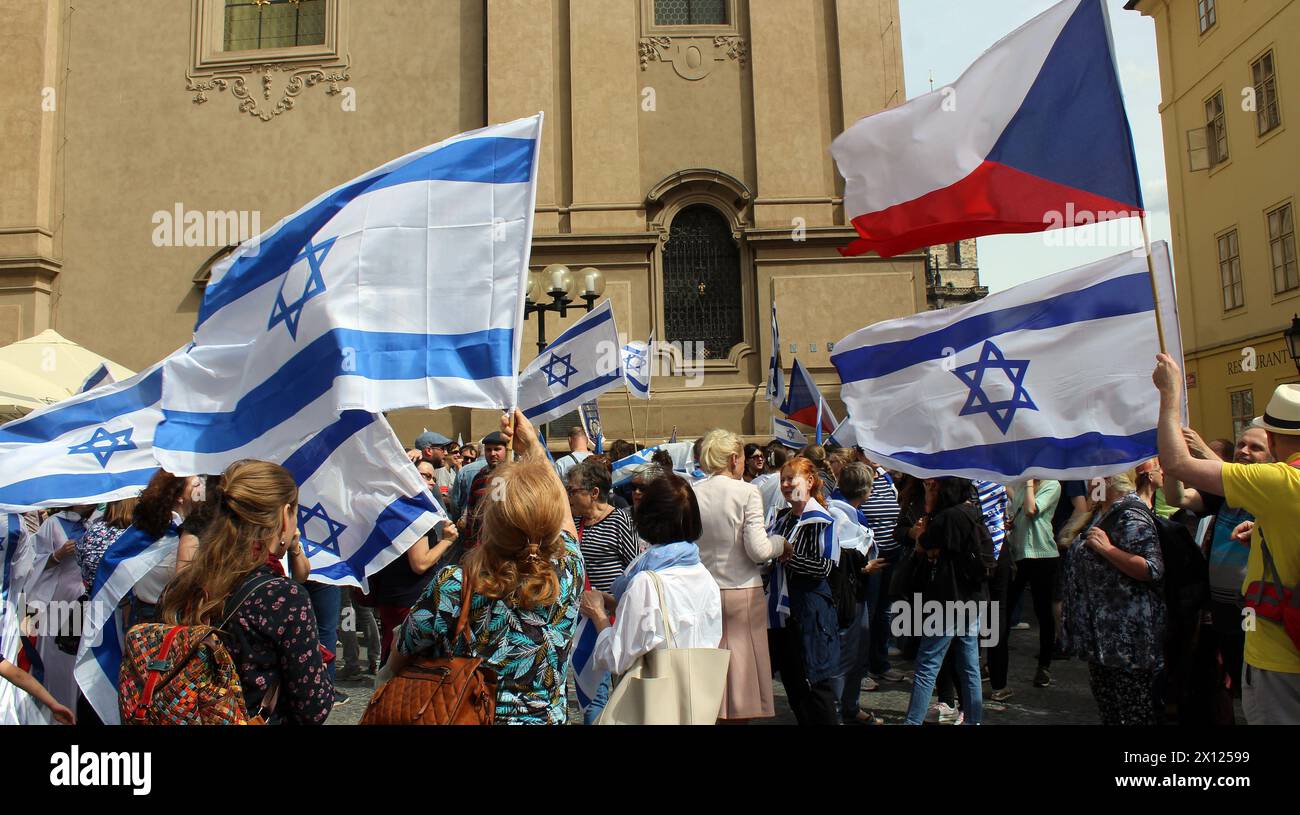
[
  {"xmin": 386, "ymin": 410, "xmax": 584, "ymax": 724},
  {"xmin": 125, "ymin": 469, "xmax": 204, "ymax": 625},
  {"xmin": 156, "ymin": 460, "xmax": 331, "ymax": 725}
]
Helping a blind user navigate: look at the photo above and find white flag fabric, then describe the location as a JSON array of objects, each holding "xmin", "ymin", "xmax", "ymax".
[
  {"xmin": 622, "ymin": 332, "xmax": 653, "ymax": 400},
  {"xmin": 830, "ymin": 243, "xmax": 1184, "ymax": 481},
  {"xmin": 78, "ymin": 363, "xmax": 117, "ymax": 394},
  {"xmin": 0, "ymin": 512, "xmax": 48, "ymax": 724},
  {"xmin": 156, "ymin": 115, "xmax": 544, "ymax": 476},
  {"xmin": 772, "ymin": 417, "xmax": 807, "ymax": 450},
  {"xmin": 518, "ymin": 300, "xmax": 623, "ymax": 426},
  {"xmin": 75, "ymin": 523, "xmax": 180, "ymax": 725},
  {"xmin": 0, "ymin": 356, "xmax": 168, "ymax": 511},
  {"xmin": 828, "ymin": 415, "xmax": 861, "ymax": 449},
  {"xmin": 280, "ymin": 411, "xmax": 446, "ymax": 590}
]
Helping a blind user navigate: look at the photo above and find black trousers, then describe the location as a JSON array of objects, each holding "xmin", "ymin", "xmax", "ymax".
[
  {"xmin": 989, "ymin": 556, "xmax": 1057, "ymax": 688},
  {"xmin": 770, "ymin": 626, "xmax": 840, "ymax": 725}
]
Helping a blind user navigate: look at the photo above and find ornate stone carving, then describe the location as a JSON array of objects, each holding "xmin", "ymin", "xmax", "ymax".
[
  {"xmin": 713, "ymin": 36, "xmax": 747, "ymax": 66},
  {"xmin": 186, "ymin": 62, "xmax": 350, "ymax": 122},
  {"xmin": 639, "ymin": 36, "xmax": 748, "ymax": 79},
  {"xmin": 639, "ymin": 36, "xmax": 673, "ymax": 70}
]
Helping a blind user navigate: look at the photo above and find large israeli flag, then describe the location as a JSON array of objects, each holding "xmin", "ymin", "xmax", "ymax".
[
  {"xmin": 74, "ymin": 523, "xmax": 180, "ymax": 725},
  {"xmin": 281, "ymin": 410, "xmax": 446, "ymax": 590},
  {"xmin": 830, "ymin": 243, "xmax": 1184, "ymax": 481},
  {"xmin": 622, "ymin": 332, "xmax": 653, "ymax": 400},
  {"xmin": 518, "ymin": 300, "xmax": 623, "ymax": 426},
  {"xmin": 78, "ymin": 363, "xmax": 117, "ymax": 394},
  {"xmin": 0, "ymin": 359, "xmax": 168, "ymax": 511},
  {"xmin": 156, "ymin": 115, "xmax": 544, "ymax": 475}
]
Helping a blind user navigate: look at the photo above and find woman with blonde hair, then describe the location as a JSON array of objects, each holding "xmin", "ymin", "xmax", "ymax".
[
  {"xmin": 691, "ymin": 429, "xmax": 790, "ymax": 721},
  {"xmin": 156, "ymin": 460, "xmax": 331, "ymax": 725},
  {"xmin": 388, "ymin": 410, "xmax": 584, "ymax": 724}
]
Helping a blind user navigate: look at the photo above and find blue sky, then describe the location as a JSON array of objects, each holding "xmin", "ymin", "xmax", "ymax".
[{"xmin": 897, "ymin": 0, "xmax": 1170, "ymax": 292}]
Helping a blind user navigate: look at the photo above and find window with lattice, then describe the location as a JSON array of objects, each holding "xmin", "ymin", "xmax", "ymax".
[
  {"xmin": 654, "ymin": 0, "xmax": 728, "ymax": 26},
  {"xmin": 662, "ymin": 205, "xmax": 744, "ymax": 362},
  {"xmin": 224, "ymin": 0, "xmax": 326, "ymax": 51}
]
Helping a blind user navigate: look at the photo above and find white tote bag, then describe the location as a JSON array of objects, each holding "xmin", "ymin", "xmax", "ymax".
[{"xmin": 596, "ymin": 571, "xmax": 730, "ymax": 725}]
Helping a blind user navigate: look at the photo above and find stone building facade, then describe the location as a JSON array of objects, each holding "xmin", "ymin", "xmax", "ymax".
[{"xmin": 1, "ymin": 0, "xmax": 945, "ymax": 445}]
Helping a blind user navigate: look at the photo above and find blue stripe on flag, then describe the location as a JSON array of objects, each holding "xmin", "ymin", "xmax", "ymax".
[
  {"xmin": 0, "ymin": 368, "xmax": 163, "ymax": 444},
  {"xmin": 157, "ymin": 328, "xmax": 513, "ymax": 454},
  {"xmin": 521, "ymin": 373, "xmax": 624, "ymax": 421},
  {"xmin": 884, "ymin": 428, "xmax": 1157, "ymax": 477},
  {"xmin": 832, "ymin": 272, "xmax": 1154, "ymax": 384},
  {"xmin": 547, "ymin": 306, "xmax": 614, "ymax": 349},
  {"xmin": 281, "ymin": 410, "xmax": 375, "ymax": 485},
  {"xmin": 198, "ymin": 136, "xmax": 536, "ymax": 326},
  {"xmin": 0, "ymin": 469, "xmax": 159, "ymax": 510},
  {"xmin": 308, "ymin": 493, "xmax": 440, "ymax": 584}
]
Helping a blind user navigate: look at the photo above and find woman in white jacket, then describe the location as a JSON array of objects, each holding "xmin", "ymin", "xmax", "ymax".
[{"xmin": 581, "ymin": 468, "xmax": 722, "ymax": 680}]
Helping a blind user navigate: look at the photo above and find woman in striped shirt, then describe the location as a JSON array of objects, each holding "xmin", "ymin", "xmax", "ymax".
[
  {"xmin": 567, "ymin": 458, "xmax": 640, "ymax": 593},
  {"xmin": 767, "ymin": 457, "xmax": 840, "ymax": 725}
]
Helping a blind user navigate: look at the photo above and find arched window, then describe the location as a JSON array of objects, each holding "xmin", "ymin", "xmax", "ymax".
[{"xmin": 662, "ymin": 204, "xmax": 743, "ymax": 360}]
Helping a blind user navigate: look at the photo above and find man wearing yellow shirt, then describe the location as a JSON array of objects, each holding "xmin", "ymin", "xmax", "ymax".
[{"xmin": 1154, "ymin": 353, "xmax": 1300, "ymax": 724}]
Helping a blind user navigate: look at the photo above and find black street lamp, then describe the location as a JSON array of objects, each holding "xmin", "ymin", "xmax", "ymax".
[
  {"xmin": 523, "ymin": 264, "xmax": 606, "ymax": 355},
  {"xmin": 1285, "ymin": 314, "xmax": 1300, "ymax": 375}
]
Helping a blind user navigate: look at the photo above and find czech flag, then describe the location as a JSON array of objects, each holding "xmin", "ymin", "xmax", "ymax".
[
  {"xmin": 779, "ymin": 358, "xmax": 836, "ymax": 435},
  {"xmin": 831, "ymin": 0, "xmax": 1143, "ymax": 258}
]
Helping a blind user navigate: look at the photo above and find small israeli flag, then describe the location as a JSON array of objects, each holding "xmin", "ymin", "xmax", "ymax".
[
  {"xmin": 156, "ymin": 115, "xmax": 544, "ymax": 476},
  {"xmin": 767, "ymin": 302, "xmax": 784, "ymax": 408},
  {"xmin": 772, "ymin": 417, "xmax": 806, "ymax": 450},
  {"xmin": 518, "ymin": 300, "xmax": 623, "ymax": 426},
  {"xmin": 622, "ymin": 332, "xmax": 653, "ymax": 400},
  {"xmin": 283, "ymin": 411, "xmax": 447, "ymax": 590},
  {"xmin": 0, "ymin": 357, "xmax": 171, "ymax": 511}
]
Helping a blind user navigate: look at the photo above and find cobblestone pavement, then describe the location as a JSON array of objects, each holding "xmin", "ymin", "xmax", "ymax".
[{"xmin": 326, "ymin": 618, "xmax": 1122, "ymax": 726}]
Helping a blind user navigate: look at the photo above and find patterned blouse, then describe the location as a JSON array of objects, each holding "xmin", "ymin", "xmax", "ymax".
[
  {"xmin": 222, "ymin": 566, "xmax": 332, "ymax": 725},
  {"xmin": 397, "ymin": 533, "xmax": 584, "ymax": 725},
  {"xmin": 75, "ymin": 521, "xmax": 128, "ymax": 591},
  {"xmin": 1063, "ymin": 494, "xmax": 1166, "ymax": 672}
]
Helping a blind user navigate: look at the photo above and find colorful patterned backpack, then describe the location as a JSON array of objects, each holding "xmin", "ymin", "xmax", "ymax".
[{"xmin": 119, "ymin": 574, "xmax": 278, "ymax": 725}]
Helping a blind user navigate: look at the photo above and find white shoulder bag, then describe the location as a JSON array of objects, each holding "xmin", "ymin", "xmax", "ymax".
[{"xmin": 596, "ymin": 571, "xmax": 731, "ymax": 725}]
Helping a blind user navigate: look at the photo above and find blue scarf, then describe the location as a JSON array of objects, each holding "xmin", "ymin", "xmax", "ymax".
[{"xmin": 611, "ymin": 541, "xmax": 700, "ymax": 600}]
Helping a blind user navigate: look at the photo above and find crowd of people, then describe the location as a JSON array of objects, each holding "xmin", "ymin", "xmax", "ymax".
[{"xmin": 4, "ymin": 355, "xmax": 1300, "ymax": 726}]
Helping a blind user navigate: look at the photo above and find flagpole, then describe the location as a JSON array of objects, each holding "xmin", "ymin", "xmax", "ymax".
[
  {"xmin": 624, "ymin": 386, "xmax": 639, "ymax": 449},
  {"xmin": 1140, "ymin": 214, "xmax": 1168, "ymax": 355}
]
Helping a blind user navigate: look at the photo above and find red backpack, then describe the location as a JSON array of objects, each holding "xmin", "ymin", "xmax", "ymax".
[{"xmin": 119, "ymin": 574, "xmax": 279, "ymax": 725}]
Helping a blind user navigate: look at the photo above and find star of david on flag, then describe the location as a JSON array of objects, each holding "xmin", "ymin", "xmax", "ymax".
[
  {"xmin": 952, "ymin": 341, "xmax": 1037, "ymax": 435},
  {"xmin": 267, "ymin": 237, "xmax": 336, "ymax": 340},
  {"xmin": 298, "ymin": 501, "xmax": 347, "ymax": 558},
  {"xmin": 67, "ymin": 427, "xmax": 137, "ymax": 468},
  {"xmin": 542, "ymin": 353, "xmax": 578, "ymax": 388},
  {"xmin": 518, "ymin": 300, "xmax": 624, "ymax": 426},
  {"xmin": 830, "ymin": 244, "xmax": 1185, "ymax": 482}
]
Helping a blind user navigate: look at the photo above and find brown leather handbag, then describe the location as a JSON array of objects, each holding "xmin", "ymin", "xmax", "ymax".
[{"xmin": 359, "ymin": 575, "xmax": 499, "ymax": 725}]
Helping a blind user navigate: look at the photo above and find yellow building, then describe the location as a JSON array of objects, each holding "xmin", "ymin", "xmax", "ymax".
[
  {"xmin": 0, "ymin": 0, "xmax": 981, "ymax": 447},
  {"xmin": 1128, "ymin": 0, "xmax": 1300, "ymax": 441}
]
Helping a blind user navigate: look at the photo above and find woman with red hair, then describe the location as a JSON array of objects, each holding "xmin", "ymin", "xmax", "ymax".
[{"xmin": 767, "ymin": 456, "xmax": 841, "ymax": 725}]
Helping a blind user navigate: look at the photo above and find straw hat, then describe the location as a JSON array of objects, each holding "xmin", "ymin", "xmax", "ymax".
[{"xmin": 1259, "ymin": 384, "xmax": 1300, "ymax": 435}]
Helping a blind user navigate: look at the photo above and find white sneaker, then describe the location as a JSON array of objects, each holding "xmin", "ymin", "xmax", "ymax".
[
  {"xmin": 926, "ymin": 702, "xmax": 964, "ymax": 725},
  {"xmin": 871, "ymin": 669, "xmax": 906, "ymax": 683}
]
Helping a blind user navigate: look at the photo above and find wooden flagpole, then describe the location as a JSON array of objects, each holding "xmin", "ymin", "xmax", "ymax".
[
  {"xmin": 1140, "ymin": 214, "xmax": 1168, "ymax": 355},
  {"xmin": 624, "ymin": 385, "xmax": 639, "ymax": 449}
]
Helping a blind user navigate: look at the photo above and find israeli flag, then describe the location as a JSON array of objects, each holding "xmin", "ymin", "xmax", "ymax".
[
  {"xmin": 831, "ymin": 243, "xmax": 1184, "ymax": 481},
  {"xmin": 772, "ymin": 417, "xmax": 806, "ymax": 450},
  {"xmin": 156, "ymin": 115, "xmax": 544, "ymax": 476},
  {"xmin": 793, "ymin": 497, "xmax": 841, "ymax": 564},
  {"xmin": 78, "ymin": 363, "xmax": 117, "ymax": 394},
  {"xmin": 0, "ymin": 358, "xmax": 168, "ymax": 511},
  {"xmin": 0, "ymin": 513, "xmax": 49, "ymax": 724},
  {"xmin": 281, "ymin": 411, "xmax": 446, "ymax": 590},
  {"xmin": 767, "ymin": 302, "xmax": 784, "ymax": 408},
  {"xmin": 828, "ymin": 415, "xmax": 861, "ymax": 449},
  {"xmin": 518, "ymin": 300, "xmax": 623, "ymax": 426},
  {"xmin": 622, "ymin": 332, "xmax": 653, "ymax": 399},
  {"xmin": 74, "ymin": 523, "xmax": 180, "ymax": 725},
  {"xmin": 765, "ymin": 565, "xmax": 791, "ymax": 630}
]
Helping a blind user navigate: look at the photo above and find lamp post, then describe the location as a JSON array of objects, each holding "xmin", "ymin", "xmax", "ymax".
[
  {"xmin": 1285, "ymin": 314, "xmax": 1300, "ymax": 375},
  {"xmin": 524, "ymin": 264, "xmax": 606, "ymax": 355}
]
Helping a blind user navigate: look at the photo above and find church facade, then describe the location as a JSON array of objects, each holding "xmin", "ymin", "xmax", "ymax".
[{"xmin": 1, "ymin": 0, "xmax": 981, "ymax": 445}]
